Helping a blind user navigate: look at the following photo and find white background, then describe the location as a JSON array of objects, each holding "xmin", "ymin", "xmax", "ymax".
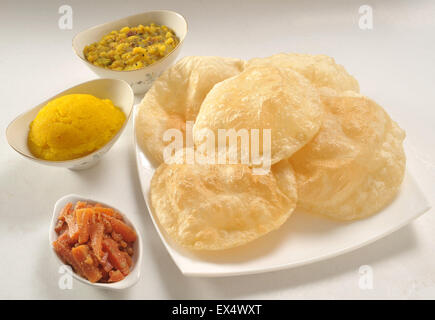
[{"xmin": 0, "ymin": 0, "xmax": 434, "ymax": 299}]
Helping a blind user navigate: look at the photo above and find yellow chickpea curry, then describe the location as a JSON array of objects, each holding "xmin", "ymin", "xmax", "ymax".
[{"xmin": 83, "ymin": 23, "xmax": 180, "ymax": 71}]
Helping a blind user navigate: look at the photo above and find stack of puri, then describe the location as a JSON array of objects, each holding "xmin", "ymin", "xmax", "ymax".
[{"xmin": 136, "ymin": 54, "xmax": 406, "ymax": 251}]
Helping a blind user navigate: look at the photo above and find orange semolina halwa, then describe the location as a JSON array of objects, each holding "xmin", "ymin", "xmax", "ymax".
[
  {"xmin": 83, "ymin": 23, "xmax": 180, "ymax": 71},
  {"xmin": 28, "ymin": 94, "xmax": 126, "ymax": 161}
]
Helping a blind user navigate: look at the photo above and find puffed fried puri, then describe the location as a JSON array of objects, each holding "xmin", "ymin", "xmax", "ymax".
[
  {"xmin": 193, "ymin": 64, "xmax": 324, "ymax": 166},
  {"xmin": 136, "ymin": 56, "xmax": 245, "ymax": 166},
  {"xmin": 150, "ymin": 152, "xmax": 297, "ymax": 250},
  {"xmin": 290, "ymin": 89, "xmax": 406, "ymax": 220},
  {"xmin": 247, "ymin": 53, "xmax": 360, "ymax": 92}
]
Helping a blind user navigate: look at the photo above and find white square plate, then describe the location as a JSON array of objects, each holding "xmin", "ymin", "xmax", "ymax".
[{"xmin": 134, "ymin": 108, "xmax": 431, "ymax": 278}]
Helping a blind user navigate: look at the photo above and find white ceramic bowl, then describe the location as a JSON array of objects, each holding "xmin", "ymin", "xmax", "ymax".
[
  {"xmin": 72, "ymin": 10, "xmax": 188, "ymax": 94},
  {"xmin": 6, "ymin": 78, "xmax": 134, "ymax": 170},
  {"xmin": 49, "ymin": 194, "xmax": 143, "ymax": 290}
]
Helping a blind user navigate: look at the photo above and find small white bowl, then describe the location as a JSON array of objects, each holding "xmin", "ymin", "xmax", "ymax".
[
  {"xmin": 6, "ymin": 78, "xmax": 134, "ymax": 170},
  {"xmin": 72, "ymin": 10, "xmax": 188, "ymax": 94},
  {"xmin": 49, "ymin": 194, "xmax": 143, "ymax": 290}
]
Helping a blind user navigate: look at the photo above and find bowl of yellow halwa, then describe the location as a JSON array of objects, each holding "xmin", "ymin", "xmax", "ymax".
[
  {"xmin": 72, "ymin": 10, "xmax": 188, "ymax": 94},
  {"xmin": 6, "ymin": 79, "xmax": 134, "ymax": 170}
]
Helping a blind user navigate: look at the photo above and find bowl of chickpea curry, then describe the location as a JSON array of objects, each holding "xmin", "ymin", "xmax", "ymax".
[{"xmin": 73, "ymin": 10, "xmax": 187, "ymax": 94}]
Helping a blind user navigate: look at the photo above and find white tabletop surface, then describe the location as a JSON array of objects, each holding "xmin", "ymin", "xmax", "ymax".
[{"xmin": 1, "ymin": 0, "xmax": 434, "ymax": 299}]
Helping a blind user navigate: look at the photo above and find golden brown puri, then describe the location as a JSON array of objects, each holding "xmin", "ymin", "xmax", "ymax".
[
  {"xmin": 136, "ymin": 56, "xmax": 246, "ymax": 166},
  {"xmin": 289, "ymin": 89, "xmax": 406, "ymax": 220},
  {"xmin": 150, "ymin": 156, "xmax": 297, "ymax": 250},
  {"xmin": 247, "ymin": 53, "xmax": 360, "ymax": 92},
  {"xmin": 193, "ymin": 64, "xmax": 323, "ymax": 166}
]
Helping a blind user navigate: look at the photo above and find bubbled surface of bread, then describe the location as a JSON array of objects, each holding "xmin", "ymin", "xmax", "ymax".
[
  {"xmin": 193, "ymin": 65, "xmax": 323, "ymax": 165},
  {"xmin": 150, "ymin": 157, "xmax": 297, "ymax": 250},
  {"xmin": 136, "ymin": 56, "xmax": 246, "ymax": 166},
  {"xmin": 248, "ymin": 53, "xmax": 360, "ymax": 92},
  {"xmin": 290, "ymin": 89, "xmax": 406, "ymax": 220}
]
